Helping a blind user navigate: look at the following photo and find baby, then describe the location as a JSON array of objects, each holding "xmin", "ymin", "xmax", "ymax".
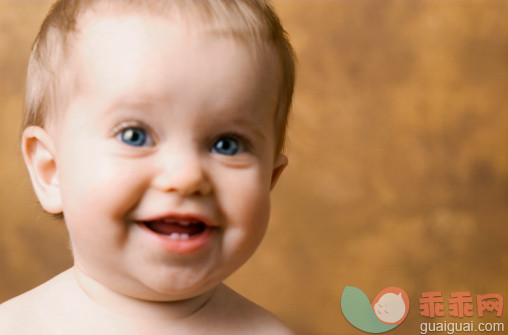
[{"xmin": 0, "ymin": 0, "xmax": 295, "ymax": 334}]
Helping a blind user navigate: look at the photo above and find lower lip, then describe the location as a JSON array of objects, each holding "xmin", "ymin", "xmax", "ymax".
[{"xmin": 136, "ymin": 223, "xmax": 216, "ymax": 255}]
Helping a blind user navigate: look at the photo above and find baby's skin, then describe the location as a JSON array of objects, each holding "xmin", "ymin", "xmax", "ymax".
[
  {"xmin": 0, "ymin": 269, "xmax": 292, "ymax": 334},
  {"xmin": 0, "ymin": 9, "xmax": 292, "ymax": 335}
]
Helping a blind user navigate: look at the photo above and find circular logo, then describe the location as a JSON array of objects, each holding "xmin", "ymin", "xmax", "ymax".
[{"xmin": 341, "ymin": 286, "xmax": 410, "ymax": 333}]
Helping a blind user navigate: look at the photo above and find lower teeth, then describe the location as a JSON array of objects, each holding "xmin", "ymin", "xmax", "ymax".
[{"xmin": 169, "ymin": 233, "xmax": 190, "ymax": 240}]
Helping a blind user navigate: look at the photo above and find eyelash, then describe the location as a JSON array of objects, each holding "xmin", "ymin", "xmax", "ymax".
[
  {"xmin": 112, "ymin": 122, "xmax": 253, "ymax": 153},
  {"xmin": 211, "ymin": 133, "xmax": 252, "ymax": 153},
  {"xmin": 113, "ymin": 121, "xmax": 154, "ymax": 147}
]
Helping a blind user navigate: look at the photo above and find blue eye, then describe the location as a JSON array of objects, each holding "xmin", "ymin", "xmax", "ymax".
[
  {"xmin": 119, "ymin": 127, "xmax": 150, "ymax": 146},
  {"xmin": 212, "ymin": 137, "xmax": 241, "ymax": 156}
]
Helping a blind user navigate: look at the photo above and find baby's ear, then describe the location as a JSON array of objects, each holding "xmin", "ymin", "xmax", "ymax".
[
  {"xmin": 22, "ymin": 126, "xmax": 63, "ymax": 214},
  {"xmin": 270, "ymin": 153, "xmax": 288, "ymax": 190}
]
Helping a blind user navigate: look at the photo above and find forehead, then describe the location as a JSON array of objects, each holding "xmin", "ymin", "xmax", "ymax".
[{"xmin": 62, "ymin": 12, "xmax": 281, "ymax": 123}]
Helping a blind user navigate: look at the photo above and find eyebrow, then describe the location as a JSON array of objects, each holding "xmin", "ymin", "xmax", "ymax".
[
  {"xmin": 102, "ymin": 98, "xmax": 268, "ymax": 142},
  {"xmin": 104, "ymin": 98, "xmax": 158, "ymax": 113},
  {"xmin": 226, "ymin": 117, "xmax": 267, "ymax": 143}
]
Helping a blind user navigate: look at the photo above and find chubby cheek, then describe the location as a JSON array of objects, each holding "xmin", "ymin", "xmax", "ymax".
[
  {"xmin": 57, "ymin": 148, "xmax": 149, "ymax": 245},
  {"xmin": 216, "ymin": 166, "xmax": 272, "ymax": 257}
]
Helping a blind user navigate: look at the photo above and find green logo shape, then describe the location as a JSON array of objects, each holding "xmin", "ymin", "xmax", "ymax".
[{"xmin": 341, "ymin": 286, "xmax": 399, "ymax": 333}]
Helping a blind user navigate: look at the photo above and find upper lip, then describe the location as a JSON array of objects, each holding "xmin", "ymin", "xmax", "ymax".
[{"xmin": 133, "ymin": 212, "xmax": 217, "ymax": 227}]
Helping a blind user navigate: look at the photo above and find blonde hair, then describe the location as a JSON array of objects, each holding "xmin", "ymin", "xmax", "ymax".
[{"xmin": 24, "ymin": 0, "xmax": 296, "ymax": 152}]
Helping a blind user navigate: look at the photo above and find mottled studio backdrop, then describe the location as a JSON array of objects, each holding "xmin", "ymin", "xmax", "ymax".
[{"xmin": 0, "ymin": 0, "xmax": 507, "ymax": 334}]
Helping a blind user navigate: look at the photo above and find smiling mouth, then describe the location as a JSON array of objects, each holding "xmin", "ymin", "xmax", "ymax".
[
  {"xmin": 141, "ymin": 218, "xmax": 209, "ymax": 240},
  {"xmin": 135, "ymin": 214, "xmax": 217, "ymax": 254}
]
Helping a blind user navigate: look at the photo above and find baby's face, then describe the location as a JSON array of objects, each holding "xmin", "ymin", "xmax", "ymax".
[{"xmin": 47, "ymin": 13, "xmax": 285, "ymax": 300}]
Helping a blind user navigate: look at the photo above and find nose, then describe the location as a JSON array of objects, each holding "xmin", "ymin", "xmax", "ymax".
[{"xmin": 152, "ymin": 150, "xmax": 212, "ymax": 196}]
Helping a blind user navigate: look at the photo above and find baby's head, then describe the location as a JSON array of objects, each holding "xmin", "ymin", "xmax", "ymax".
[
  {"xmin": 21, "ymin": 0, "xmax": 295, "ymax": 301},
  {"xmin": 24, "ymin": 0, "xmax": 295, "ymax": 151}
]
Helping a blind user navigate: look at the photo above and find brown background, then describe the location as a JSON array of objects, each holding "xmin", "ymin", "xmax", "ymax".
[{"xmin": 1, "ymin": 0, "xmax": 507, "ymax": 334}]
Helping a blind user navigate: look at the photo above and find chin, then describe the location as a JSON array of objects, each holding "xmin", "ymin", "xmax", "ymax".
[{"xmin": 131, "ymin": 270, "xmax": 222, "ymax": 301}]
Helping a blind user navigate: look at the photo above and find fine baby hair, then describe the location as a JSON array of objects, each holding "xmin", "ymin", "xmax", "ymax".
[{"xmin": 24, "ymin": 0, "xmax": 296, "ymax": 153}]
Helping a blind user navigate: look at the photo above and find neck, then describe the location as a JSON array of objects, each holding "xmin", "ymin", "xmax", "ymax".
[{"xmin": 71, "ymin": 266, "xmax": 218, "ymax": 322}]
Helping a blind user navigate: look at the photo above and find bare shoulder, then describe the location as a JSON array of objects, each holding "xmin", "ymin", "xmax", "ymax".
[
  {"xmin": 0, "ymin": 270, "xmax": 75, "ymax": 334},
  {"xmin": 0, "ymin": 288, "xmax": 42, "ymax": 334},
  {"xmin": 201, "ymin": 284, "xmax": 295, "ymax": 335}
]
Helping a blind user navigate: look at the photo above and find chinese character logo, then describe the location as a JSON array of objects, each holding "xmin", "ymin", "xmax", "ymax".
[
  {"xmin": 477, "ymin": 294, "xmax": 503, "ymax": 317},
  {"xmin": 419, "ymin": 291, "xmax": 504, "ymax": 318},
  {"xmin": 341, "ymin": 286, "xmax": 410, "ymax": 333}
]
